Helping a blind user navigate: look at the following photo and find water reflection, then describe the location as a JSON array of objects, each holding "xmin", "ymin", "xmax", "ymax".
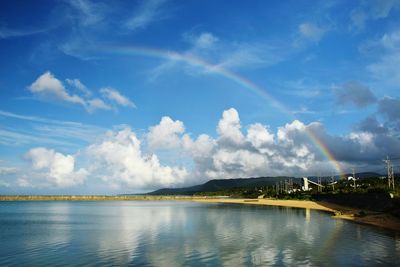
[{"xmin": 0, "ymin": 201, "xmax": 399, "ymax": 266}]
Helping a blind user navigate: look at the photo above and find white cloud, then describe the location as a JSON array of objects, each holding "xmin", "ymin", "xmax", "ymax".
[
  {"xmin": 9, "ymin": 105, "xmax": 400, "ymax": 192},
  {"xmin": 247, "ymin": 123, "xmax": 274, "ymax": 152},
  {"xmin": 24, "ymin": 147, "xmax": 88, "ymax": 187},
  {"xmin": 100, "ymin": 87, "xmax": 136, "ymax": 108},
  {"xmin": 29, "ymin": 71, "xmax": 86, "ymax": 106},
  {"xmin": 212, "ymin": 149, "xmax": 267, "ymax": 177},
  {"xmin": 217, "ymin": 108, "xmax": 244, "ymax": 145},
  {"xmin": 126, "ymin": 0, "xmax": 168, "ymax": 31},
  {"xmin": 11, "ymin": 108, "xmax": 400, "ymax": 191},
  {"xmin": 368, "ymin": 52, "xmax": 400, "ymax": 85},
  {"xmin": 86, "ymin": 128, "xmax": 187, "ymax": 190},
  {"xmin": 0, "ymin": 26, "xmax": 49, "ymax": 39},
  {"xmin": 350, "ymin": 9, "xmax": 368, "ymax": 30},
  {"xmin": 184, "ymin": 32, "xmax": 218, "ymax": 49},
  {"xmin": 66, "ymin": 78, "xmax": 92, "ymax": 96},
  {"xmin": 216, "ymin": 44, "xmax": 270, "ymax": 69},
  {"xmin": 349, "ymin": 132, "xmax": 374, "ymax": 151},
  {"xmin": 151, "ymin": 32, "xmax": 292, "ymax": 80},
  {"xmin": 366, "ymin": 30, "xmax": 400, "ymax": 86},
  {"xmin": 0, "ymin": 110, "xmax": 107, "ymax": 146},
  {"xmin": 381, "ymin": 30, "xmax": 400, "ymax": 50},
  {"xmin": 299, "ymin": 23, "xmax": 325, "ymax": 42},
  {"xmin": 350, "ymin": 0, "xmax": 399, "ymax": 30},
  {"xmin": 0, "ymin": 128, "xmax": 76, "ymax": 147},
  {"xmin": 147, "ymin": 116, "xmax": 185, "ymax": 150},
  {"xmin": 87, "ymin": 98, "xmax": 112, "ymax": 112},
  {"xmin": 182, "ymin": 134, "xmax": 215, "ymax": 159},
  {"xmin": 0, "ymin": 167, "xmax": 18, "ymax": 176},
  {"xmin": 194, "ymin": 32, "xmax": 218, "ymax": 49},
  {"xmin": 29, "ymin": 72, "xmax": 131, "ymax": 112},
  {"xmin": 183, "ymin": 110, "xmax": 324, "ymax": 180}
]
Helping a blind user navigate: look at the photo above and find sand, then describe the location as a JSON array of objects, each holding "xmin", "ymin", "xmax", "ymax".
[{"xmin": 195, "ymin": 198, "xmax": 400, "ymax": 232}]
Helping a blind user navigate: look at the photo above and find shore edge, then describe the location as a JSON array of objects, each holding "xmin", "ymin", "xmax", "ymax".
[{"xmin": 194, "ymin": 198, "xmax": 400, "ymax": 232}]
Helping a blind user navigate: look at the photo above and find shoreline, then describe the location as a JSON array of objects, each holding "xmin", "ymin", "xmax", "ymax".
[
  {"xmin": 194, "ymin": 198, "xmax": 400, "ymax": 232},
  {"xmin": 1, "ymin": 195, "xmax": 399, "ymax": 232}
]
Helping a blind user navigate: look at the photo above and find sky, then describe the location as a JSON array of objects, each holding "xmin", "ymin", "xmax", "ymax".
[{"xmin": 0, "ymin": 0, "xmax": 400, "ymax": 194}]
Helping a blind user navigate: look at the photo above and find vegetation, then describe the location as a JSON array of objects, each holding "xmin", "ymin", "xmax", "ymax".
[{"xmin": 194, "ymin": 176, "xmax": 400, "ymax": 217}]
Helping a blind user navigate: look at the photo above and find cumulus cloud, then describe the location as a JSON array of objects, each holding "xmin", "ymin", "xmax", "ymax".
[
  {"xmin": 16, "ymin": 108, "xmax": 400, "ymax": 191},
  {"xmin": 299, "ymin": 23, "xmax": 325, "ymax": 42},
  {"xmin": 182, "ymin": 109, "xmax": 399, "ymax": 180},
  {"xmin": 217, "ymin": 108, "xmax": 244, "ymax": 145},
  {"xmin": 132, "ymin": 109, "xmax": 399, "ymax": 184},
  {"xmin": 100, "ymin": 87, "xmax": 136, "ymax": 108},
  {"xmin": 357, "ymin": 116, "xmax": 388, "ymax": 135},
  {"xmin": 29, "ymin": 71, "xmax": 86, "ymax": 106},
  {"xmin": 86, "ymin": 128, "xmax": 187, "ymax": 190},
  {"xmin": 182, "ymin": 134, "xmax": 215, "ymax": 159},
  {"xmin": 247, "ymin": 123, "xmax": 274, "ymax": 151},
  {"xmin": 147, "ymin": 116, "xmax": 185, "ymax": 150},
  {"xmin": 355, "ymin": 115, "xmax": 400, "ymax": 158},
  {"xmin": 23, "ymin": 147, "xmax": 88, "ymax": 187},
  {"xmin": 29, "ymin": 72, "xmax": 133, "ymax": 112},
  {"xmin": 333, "ymin": 81, "xmax": 377, "ymax": 107}
]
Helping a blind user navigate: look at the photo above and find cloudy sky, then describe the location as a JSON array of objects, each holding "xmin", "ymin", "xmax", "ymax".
[{"xmin": 1, "ymin": 0, "xmax": 400, "ymax": 194}]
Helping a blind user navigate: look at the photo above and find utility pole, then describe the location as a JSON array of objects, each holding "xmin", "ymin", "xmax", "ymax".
[
  {"xmin": 390, "ymin": 165, "xmax": 395, "ymax": 190},
  {"xmin": 383, "ymin": 156, "xmax": 395, "ymax": 190},
  {"xmin": 317, "ymin": 176, "xmax": 322, "ymax": 193}
]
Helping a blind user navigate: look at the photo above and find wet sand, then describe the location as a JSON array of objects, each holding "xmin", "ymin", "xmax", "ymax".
[{"xmin": 195, "ymin": 198, "xmax": 400, "ymax": 232}]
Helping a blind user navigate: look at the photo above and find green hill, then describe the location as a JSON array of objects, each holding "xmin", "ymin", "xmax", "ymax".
[{"xmin": 147, "ymin": 176, "xmax": 300, "ymax": 195}]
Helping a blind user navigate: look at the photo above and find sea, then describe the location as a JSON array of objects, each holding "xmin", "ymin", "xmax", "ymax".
[{"xmin": 0, "ymin": 201, "xmax": 399, "ymax": 266}]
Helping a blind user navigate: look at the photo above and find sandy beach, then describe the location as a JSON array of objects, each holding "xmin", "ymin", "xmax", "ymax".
[{"xmin": 195, "ymin": 198, "xmax": 400, "ymax": 232}]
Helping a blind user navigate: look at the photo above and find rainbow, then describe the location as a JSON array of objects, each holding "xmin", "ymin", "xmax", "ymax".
[{"xmin": 98, "ymin": 45, "xmax": 344, "ymax": 176}]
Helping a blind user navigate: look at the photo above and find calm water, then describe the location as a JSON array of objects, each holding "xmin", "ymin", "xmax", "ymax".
[{"xmin": 0, "ymin": 201, "xmax": 399, "ymax": 266}]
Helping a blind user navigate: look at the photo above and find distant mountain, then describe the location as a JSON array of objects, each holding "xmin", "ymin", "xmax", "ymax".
[
  {"xmin": 147, "ymin": 176, "xmax": 300, "ymax": 195},
  {"xmin": 146, "ymin": 172, "xmax": 385, "ymax": 195}
]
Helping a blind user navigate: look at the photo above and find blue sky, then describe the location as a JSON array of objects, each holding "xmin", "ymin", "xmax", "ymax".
[{"xmin": 1, "ymin": 0, "xmax": 400, "ymax": 194}]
